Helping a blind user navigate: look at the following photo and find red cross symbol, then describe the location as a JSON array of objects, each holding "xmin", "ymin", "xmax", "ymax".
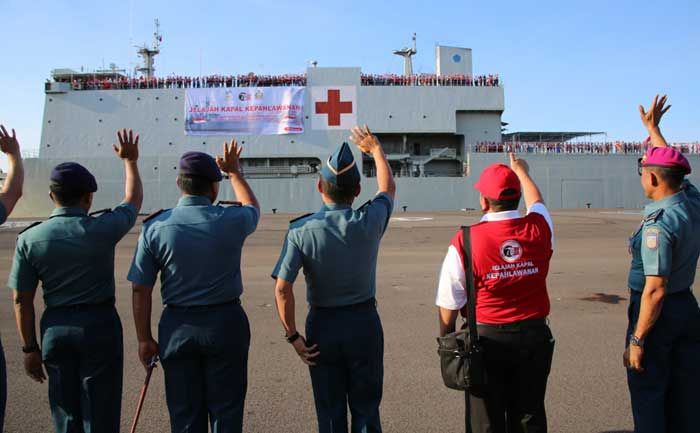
[{"xmin": 315, "ymin": 89, "xmax": 353, "ymax": 126}]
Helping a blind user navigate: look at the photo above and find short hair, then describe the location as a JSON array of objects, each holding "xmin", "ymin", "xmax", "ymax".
[
  {"xmin": 485, "ymin": 189, "xmax": 521, "ymax": 212},
  {"xmin": 648, "ymin": 166, "xmax": 685, "ymax": 189},
  {"xmin": 178, "ymin": 174, "xmax": 214, "ymax": 196},
  {"xmin": 319, "ymin": 175, "xmax": 358, "ymax": 204},
  {"xmin": 49, "ymin": 183, "xmax": 86, "ymax": 207}
]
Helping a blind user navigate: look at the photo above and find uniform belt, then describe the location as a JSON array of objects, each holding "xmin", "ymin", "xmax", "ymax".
[
  {"xmin": 477, "ymin": 317, "xmax": 548, "ymax": 330},
  {"xmin": 46, "ymin": 297, "xmax": 115, "ymax": 312},
  {"xmin": 310, "ymin": 297, "xmax": 377, "ymax": 311},
  {"xmin": 166, "ymin": 298, "xmax": 241, "ymax": 311}
]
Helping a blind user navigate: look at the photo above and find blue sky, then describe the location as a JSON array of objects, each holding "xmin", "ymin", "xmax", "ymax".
[{"xmin": 0, "ymin": 0, "xmax": 697, "ymax": 167}]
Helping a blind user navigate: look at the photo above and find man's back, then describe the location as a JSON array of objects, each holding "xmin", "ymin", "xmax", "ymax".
[{"xmin": 128, "ymin": 196, "xmax": 259, "ymax": 306}]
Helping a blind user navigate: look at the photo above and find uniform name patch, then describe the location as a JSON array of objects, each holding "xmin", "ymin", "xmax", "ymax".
[{"xmin": 645, "ymin": 228, "xmax": 659, "ymax": 250}]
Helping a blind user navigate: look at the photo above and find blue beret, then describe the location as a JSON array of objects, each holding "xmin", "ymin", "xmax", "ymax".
[
  {"xmin": 179, "ymin": 151, "xmax": 223, "ymax": 182},
  {"xmin": 320, "ymin": 142, "xmax": 360, "ymax": 186},
  {"xmin": 50, "ymin": 162, "xmax": 97, "ymax": 193}
]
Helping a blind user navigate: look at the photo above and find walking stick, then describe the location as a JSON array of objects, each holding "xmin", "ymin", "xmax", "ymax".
[{"xmin": 130, "ymin": 356, "xmax": 159, "ymax": 433}]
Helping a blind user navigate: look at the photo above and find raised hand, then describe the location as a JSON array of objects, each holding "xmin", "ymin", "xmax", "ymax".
[
  {"xmin": 0, "ymin": 125, "xmax": 21, "ymax": 156},
  {"xmin": 509, "ymin": 152, "xmax": 530, "ymax": 176},
  {"xmin": 639, "ymin": 94, "xmax": 671, "ymax": 131},
  {"xmin": 216, "ymin": 138, "xmax": 243, "ymax": 175},
  {"xmin": 350, "ymin": 125, "xmax": 382, "ymax": 154},
  {"xmin": 113, "ymin": 129, "xmax": 139, "ymax": 161}
]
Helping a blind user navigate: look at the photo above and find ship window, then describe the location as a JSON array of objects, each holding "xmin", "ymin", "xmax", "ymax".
[
  {"xmin": 175, "ymin": 96, "xmax": 179, "ymax": 100},
  {"xmin": 46, "ymin": 144, "xmax": 51, "ymax": 147},
  {"xmin": 155, "ymin": 118, "xmax": 159, "ymax": 122},
  {"xmin": 137, "ymin": 97, "xmax": 141, "ymax": 101},
  {"xmin": 423, "ymin": 115, "xmax": 427, "ymax": 119},
  {"xmin": 174, "ymin": 118, "xmax": 178, "ymax": 122},
  {"xmin": 47, "ymin": 120, "xmax": 51, "ymax": 124},
  {"xmin": 173, "ymin": 166, "xmax": 177, "ymax": 170},
  {"xmin": 49, "ymin": 98, "xmax": 53, "ymax": 102},
  {"xmin": 389, "ymin": 115, "xmax": 393, "ymax": 119},
  {"xmin": 97, "ymin": 143, "xmax": 102, "ymax": 146},
  {"xmin": 99, "ymin": 98, "xmax": 103, "ymax": 102},
  {"xmin": 202, "ymin": 141, "xmax": 206, "ymax": 145},
  {"xmin": 155, "ymin": 97, "xmax": 160, "ymax": 100},
  {"xmin": 98, "ymin": 119, "xmax": 102, "ymax": 123},
  {"xmin": 154, "ymin": 167, "xmax": 158, "ymax": 170},
  {"xmin": 168, "ymin": 141, "xmax": 173, "ymax": 146}
]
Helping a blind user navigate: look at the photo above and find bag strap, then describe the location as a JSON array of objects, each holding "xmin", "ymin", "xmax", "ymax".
[{"xmin": 461, "ymin": 226, "xmax": 479, "ymax": 347}]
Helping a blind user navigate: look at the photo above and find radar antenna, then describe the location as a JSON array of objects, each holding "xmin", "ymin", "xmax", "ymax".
[
  {"xmin": 393, "ymin": 33, "xmax": 417, "ymax": 76},
  {"xmin": 135, "ymin": 19, "xmax": 162, "ymax": 79}
]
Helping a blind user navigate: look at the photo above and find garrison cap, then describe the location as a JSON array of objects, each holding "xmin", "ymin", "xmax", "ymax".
[
  {"xmin": 320, "ymin": 142, "xmax": 360, "ymax": 186},
  {"xmin": 179, "ymin": 151, "xmax": 223, "ymax": 182},
  {"xmin": 474, "ymin": 163, "xmax": 522, "ymax": 200},
  {"xmin": 641, "ymin": 146, "xmax": 691, "ymax": 175},
  {"xmin": 50, "ymin": 162, "xmax": 97, "ymax": 193}
]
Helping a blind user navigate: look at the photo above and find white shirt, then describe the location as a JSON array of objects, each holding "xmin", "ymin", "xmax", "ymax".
[{"xmin": 434, "ymin": 203, "xmax": 554, "ymax": 311}]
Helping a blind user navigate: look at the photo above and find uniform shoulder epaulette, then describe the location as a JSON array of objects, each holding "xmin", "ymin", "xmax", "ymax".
[
  {"xmin": 644, "ymin": 209, "xmax": 664, "ymax": 224},
  {"xmin": 18, "ymin": 221, "xmax": 42, "ymax": 235},
  {"xmin": 89, "ymin": 208, "xmax": 112, "ymax": 217},
  {"xmin": 289, "ymin": 213, "xmax": 313, "ymax": 224},
  {"xmin": 143, "ymin": 209, "xmax": 165, "ymax": 224},
  {"xmin": 217, "ymin": 200, "xmax": 242, "ymax": 207},
  {"xmin": 358, "ymin": 199, "xmax": 372, "ymax": 210}
]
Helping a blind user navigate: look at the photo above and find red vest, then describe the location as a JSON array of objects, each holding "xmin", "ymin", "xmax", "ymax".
[{"xmin": 452, "ymin": 213, "xmax": 553, "ymax": 324}]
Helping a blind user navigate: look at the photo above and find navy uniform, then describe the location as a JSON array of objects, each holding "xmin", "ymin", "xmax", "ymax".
[
  {"xmin": 0, "ymin": 200, "xmax": 7, "ymax": 430},
  {"xmin": 8, "ymin": 163, "xmax": 137, "ymax": 433},
  {"xmin": 272, "ymin": 143, "xmax": 393, "ymax": 433},
  {"xmin": 127, "ymin": 152, "xmax": 259, "ymax": 433},
  {"xmin": 627, "ymin": 147, "xmax": 700, "ymax": 433}
]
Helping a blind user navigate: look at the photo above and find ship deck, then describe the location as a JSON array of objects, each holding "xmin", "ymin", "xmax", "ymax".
[{"xmin": 0, "ymin": 209, "xmax": 648, "ymax": 432}]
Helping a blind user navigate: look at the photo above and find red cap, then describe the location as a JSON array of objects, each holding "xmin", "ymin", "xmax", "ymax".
[
  {"xmin": 641, "ymin": 147, "xmax": 691, "ymax": 174},
  {"xmin": 474, "ymin": 164, "xmax": 522, "ymax": 200}
]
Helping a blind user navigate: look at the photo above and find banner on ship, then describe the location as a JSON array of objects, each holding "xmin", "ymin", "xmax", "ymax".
[{"xmin": 184, "ymin": 87, "xmax": 305, "ymax": 135}]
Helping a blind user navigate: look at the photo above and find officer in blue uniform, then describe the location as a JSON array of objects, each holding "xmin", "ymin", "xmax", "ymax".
[
  {"xmin": 0, "ymin": 124, "xmax": 25, "ymax": 430},
  {"xmin": 8, "ymin": 129, "xmax": 142, "ymax": 433},
  {"xmin": 272, "ymin": 126, "xmax": 396, "ymax": 433},
  {"xmin": 625, "ymin": 95, "xmax": 700, "ymax": 433},
  {"xmin": 128, "ymin": 140, "xmax": 259, "ymax": 433}
]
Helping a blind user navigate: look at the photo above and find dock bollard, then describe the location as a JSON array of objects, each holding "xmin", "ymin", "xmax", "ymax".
[
  {"xmin": 402, "ymin": 206, "xmax": 407, "ymax": 213},
  {"xmin": 272, "ymin": 208, "xmax": 277, "ymax": 214}
]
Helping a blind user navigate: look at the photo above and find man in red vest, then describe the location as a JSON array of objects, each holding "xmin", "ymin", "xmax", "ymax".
[{"xmin": 436, "ymin": 153, "xmax": 555, "ymax": 433}]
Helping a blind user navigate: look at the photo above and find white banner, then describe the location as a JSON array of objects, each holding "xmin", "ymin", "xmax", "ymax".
[{"xmin": 185, "ymin": 87, "xmax": 305, "ymax": 136}]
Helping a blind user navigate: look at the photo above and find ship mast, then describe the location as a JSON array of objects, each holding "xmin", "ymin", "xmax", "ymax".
[
  {"xmin": 136, "ymin": 19, "xmax": 162, "ymax": 79},
  {"xmin": 393, "ymin": 33, "xmax": 417, "ymax": 76}
]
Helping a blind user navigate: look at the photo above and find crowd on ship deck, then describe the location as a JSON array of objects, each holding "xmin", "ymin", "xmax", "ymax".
[
  {"xmin": 52, "ymin": 72, "xmax": 500, "ymax": 90},
  {"xmin": 360, "ymin": 73, "xmax": 499, "ymax": 86},
  {"xmin": 57, "ymin": 74, "xmax": 308, "ymax": 90},
  {"xmin": 473, "ymin": 141, "xmax": 700, "ymax": 155}
]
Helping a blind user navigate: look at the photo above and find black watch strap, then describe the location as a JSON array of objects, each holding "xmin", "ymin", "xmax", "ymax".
[
  {"xmin": 286, "ymin": 331, "xmax": 301, "ymax": 344},
  {"xmin": 22, "ymin": 343, "xmax": 40, "ymax": 354}
]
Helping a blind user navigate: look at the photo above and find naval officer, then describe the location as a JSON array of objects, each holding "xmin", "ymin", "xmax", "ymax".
[
  {"xmin": 8, "ymin": 129, "xmax": 142, "ymax": 433},
  {"xmin": 625, "ymin": 95, "xmax": 700, "ymax": 433},
  {"xmin": 272, "ymin": 126, "xmax": 396, "ymax": 433},
  {"xmin": 0, "ymin": 124, "xmax": 25, "ymax": 430},
  {"xmin": 128, "ymin": 140, "xmax": 259, "ymax": 433}
]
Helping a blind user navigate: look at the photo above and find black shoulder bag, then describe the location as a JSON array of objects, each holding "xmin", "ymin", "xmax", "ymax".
[{"xmin": 436, "ymin": 226, "xmax": 486, "ymax": 391}]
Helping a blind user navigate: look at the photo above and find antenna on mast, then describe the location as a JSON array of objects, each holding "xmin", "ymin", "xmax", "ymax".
[
  {"xmin": 393, "ymin": 33, "xmax": 417, "ymax": 76},
  {"xmin": 135, "ymin": 18, "xmax": 162, "ymax": 79}
]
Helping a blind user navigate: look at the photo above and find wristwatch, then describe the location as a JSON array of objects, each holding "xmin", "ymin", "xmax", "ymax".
[
  {"xmin": 285, "ymin": 331, "xmax": 301, "ymax": 344},
  {"xmin": 629, "ymin": 335, "xmax": 644, "ymax": 347},
  {"xmin": 21, "ymin": 343, "xmax": 40, "ymax": 354}
]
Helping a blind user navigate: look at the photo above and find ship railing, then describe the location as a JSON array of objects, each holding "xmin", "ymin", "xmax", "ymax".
[
  {"xmin": 469, "ymin": 142, "xmax": 700, "ymax": 155},
  {"xmin": 241, "ymin": 165, "xmax": 317, "ymax": 177}
]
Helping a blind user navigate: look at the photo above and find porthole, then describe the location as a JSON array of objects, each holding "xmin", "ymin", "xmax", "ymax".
[
  {"xmin": 155, "ymin": 96, "xmax": 159, "ymax": 100},
  {"xmin": 99, "ymin": 98, "xmax": 103, "ymax": 102},
  {"xmin": 137, "ymin": 97, "xmax": 141, "ymax": 101}
]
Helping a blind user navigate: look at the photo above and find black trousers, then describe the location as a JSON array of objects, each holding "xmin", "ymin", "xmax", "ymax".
[{"xmin": 466, "ymin": 322, "xmax": 555, "ymax": 433}]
